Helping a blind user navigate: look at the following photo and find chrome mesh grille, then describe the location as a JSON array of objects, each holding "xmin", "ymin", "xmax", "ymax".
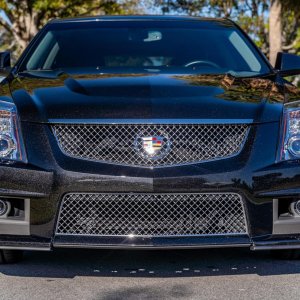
[
  {"xmin": 52, "ymin": 123, "xmax": 249, "ymax": 167},
  {"xmin": 56, "ymin": 193, "xmax": 247, "ymax": 237}
]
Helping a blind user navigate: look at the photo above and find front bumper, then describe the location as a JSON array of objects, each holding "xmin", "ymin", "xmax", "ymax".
[{"xmin": 1, "ymin": 121, "xmax": 300, "ymax": 251}]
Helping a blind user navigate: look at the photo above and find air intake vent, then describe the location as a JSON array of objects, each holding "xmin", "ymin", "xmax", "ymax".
[{"xmin": 56, "ymin": 193, "xmax": 247, "ymax": 237}]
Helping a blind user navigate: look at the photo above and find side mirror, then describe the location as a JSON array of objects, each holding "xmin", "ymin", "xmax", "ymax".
[
  {"xmin": 275, "ymin": 52, "xmax": 300, "ymax": 77},
  {"xmin": 0, "ymin": 51, "xmax": 11, "ymax": 76}
]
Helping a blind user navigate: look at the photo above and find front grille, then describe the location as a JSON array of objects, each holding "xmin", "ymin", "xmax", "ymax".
[
  {"xmin": 52, "ymin": 123, "xmax": 249, "ymax": 167},
  {"xmin": 56, "ymin": 193, "xmax": 247, "ymax": 237}
]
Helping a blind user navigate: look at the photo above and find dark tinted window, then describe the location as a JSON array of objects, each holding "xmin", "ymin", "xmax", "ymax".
[{"xmin": 21, "ymin": 21, "xmax": 270, "ymax": 76}]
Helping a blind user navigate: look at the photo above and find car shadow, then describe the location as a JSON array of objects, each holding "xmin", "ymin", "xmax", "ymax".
[{"xmin": 0, "ymin": 248, "xmax": 299, "ymax": 279}]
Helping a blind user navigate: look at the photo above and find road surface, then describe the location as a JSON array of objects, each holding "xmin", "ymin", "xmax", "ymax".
[{"xmin": 0, "ymin": 248, "xmax": 299, "ymax": 299}]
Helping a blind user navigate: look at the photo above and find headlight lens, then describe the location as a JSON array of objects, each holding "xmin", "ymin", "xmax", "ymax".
[{"xmin": 0, "ymin": 100, "xmax": 26, "ymax": 162}]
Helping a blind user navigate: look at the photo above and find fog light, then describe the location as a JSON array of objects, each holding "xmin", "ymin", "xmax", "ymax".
[
  {"xmin": 0, "ymin": 134, "xmax": 15, "ymax": 158},
  {"xmin": 289, "ymin": 200, "xmax": 300, "ymax": 216},
  {"xmin": 0, "ymin": 199, "xmax": 10, "ymax": 216}
]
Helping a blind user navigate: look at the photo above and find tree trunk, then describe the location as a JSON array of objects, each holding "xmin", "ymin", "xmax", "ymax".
[
  {"xmin": 269, "ymin": 0, "xmax": 282, "ymax": 66},
  {"xmin": 12, "ymin": 12, "xmax": 39, "ymax": 51}
]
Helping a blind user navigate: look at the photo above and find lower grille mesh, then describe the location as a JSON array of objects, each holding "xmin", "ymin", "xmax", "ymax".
[{"xmin": 56, "ymin": 193, "xmax": 247, "ymax": 237}]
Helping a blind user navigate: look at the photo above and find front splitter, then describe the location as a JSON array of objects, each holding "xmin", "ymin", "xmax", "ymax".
[{"xmin": 53, "ymin": 235, "xmax": 251, "ymax": 249}]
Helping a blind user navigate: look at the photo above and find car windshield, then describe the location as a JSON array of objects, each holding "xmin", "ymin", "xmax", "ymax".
[{"xmin": 20, "ymin": 20, "xmax": 270, "ymax": 77}]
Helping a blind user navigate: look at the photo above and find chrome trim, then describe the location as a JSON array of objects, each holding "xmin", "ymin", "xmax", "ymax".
[
  {"xmin": 53, "ymin": 243, "xmax": 251, "ymax": 250},
  {"xmin": 49, "ymin": 119, "xmax": 254, "ymax": 125},
  {"xmin": 56, "ymin": 233, "xmax": 248, "ymax": 238},
  {"xmin": 0, "ymin": 246, "xmax": 51, "ymax": 251},
  {"xmin": 251, "ymin": 244, "xmax": 300, "ymax": 251}
]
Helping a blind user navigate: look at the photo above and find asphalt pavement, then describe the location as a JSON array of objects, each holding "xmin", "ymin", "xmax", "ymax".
[{"xmin": 0, "ymin": 247, "xmax": 300, "ymax": 300}]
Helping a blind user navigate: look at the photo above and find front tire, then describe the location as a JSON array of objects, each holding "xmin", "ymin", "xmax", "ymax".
[
  {"xmin": 271, "ymin": 249, "xmax": 300, "ymax": 260},
  {"xmin": 0, "ymin": 250, "xmax": 23, "ymax": 264}
]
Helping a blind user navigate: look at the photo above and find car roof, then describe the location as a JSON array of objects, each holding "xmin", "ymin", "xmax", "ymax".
[{"xmin": 48, "ymin": 15, "xmax": 233, "ymax": 26}]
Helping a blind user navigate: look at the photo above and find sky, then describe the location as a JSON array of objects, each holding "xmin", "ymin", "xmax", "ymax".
[{"xmin": 0, "ymin": 10, "xmax": 11, "ymax": 25}]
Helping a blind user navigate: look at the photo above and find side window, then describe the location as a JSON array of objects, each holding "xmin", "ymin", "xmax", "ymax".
[
  {"xmin": 228, "ymin": 31, "xmax": 262, "ymax": 72},
  {"xmin": 26, "ymin": 32, "xmax": 56, "ymax": 70},
  {"xmin": 43, "ymin": 43, "xmax": 59, "ymax": 69}
]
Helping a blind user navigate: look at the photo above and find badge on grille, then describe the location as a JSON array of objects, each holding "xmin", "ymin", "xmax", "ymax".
[{"xmin": 134, "ymin": 135, "xmax": 171, "ymax": 160}]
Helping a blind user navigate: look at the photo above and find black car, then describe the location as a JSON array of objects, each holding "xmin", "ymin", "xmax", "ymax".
[{"xmin": 1, "ymin": 15, "xmax": 300, "ymax": 263}]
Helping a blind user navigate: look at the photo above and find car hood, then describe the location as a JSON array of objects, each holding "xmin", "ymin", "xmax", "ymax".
[{"xmin": 9, "ymin": 72, "xmax": 284, "ymax": 123}]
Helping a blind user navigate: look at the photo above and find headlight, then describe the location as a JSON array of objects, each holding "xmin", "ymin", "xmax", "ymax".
[{"xmin": 0, "ymin": 100, "xmax": 26, "ymax": 162}]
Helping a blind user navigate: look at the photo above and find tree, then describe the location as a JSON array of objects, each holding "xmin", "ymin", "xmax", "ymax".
[
  {"xmin": 0, "ymin": 0, "xmax": 141, "ymax": 52},
  {"xmin": 155, "ymin": 0, "xmax": 300, "ymax": 64},
  {"xmin": 0, "ymin": 26, "xmax": 13, "ymax": 51},
  {"xmin": 269, "ymin": 0, "xmax": 282, "ymax": 65},
  {"xmin": 267, "ymin": 0, "xmax": 300, "ymax": 65}
]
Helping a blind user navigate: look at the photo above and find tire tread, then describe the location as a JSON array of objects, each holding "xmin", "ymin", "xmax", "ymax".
[
  {"xmin": 0, "ymin": 250, "xmax": 23, "ymax": 264},
  {"xmin": 271, "ymin": 249, "xmax": 300, "ymax": 260}
]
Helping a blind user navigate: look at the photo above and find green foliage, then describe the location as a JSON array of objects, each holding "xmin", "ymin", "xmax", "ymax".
[
  {"xmin": 155, "ymin": 0, "xmax": 206, "ymax": 15},
  {"xmin": 1, "ymin": 0, "xmax": 141, "ymax": 25},
  {"xmin": 1, "ymin": 0, "xmax": 300, "ymax": 58},
  {"xmin": 154, "ymin": 0, "xmax": 300, "ymax": 57},
  {"xmin": 0, "ymin": 0, "xmax": 142, "ymax": 53}
]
